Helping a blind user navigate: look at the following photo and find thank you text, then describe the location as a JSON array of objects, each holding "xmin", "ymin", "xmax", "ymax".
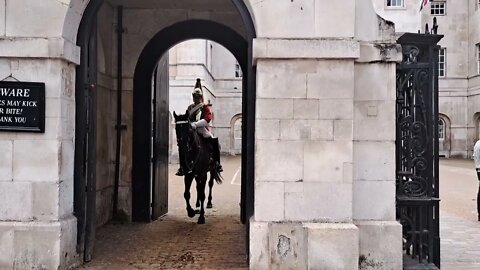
[{"xmin": 0, "ymin": 82, "xmax": 45, "ymax": 132}]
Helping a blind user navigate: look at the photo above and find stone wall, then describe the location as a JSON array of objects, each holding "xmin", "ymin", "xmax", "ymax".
[
  {"xmin": 425, "ymin": 1, "xmax": 470, "ymax": 157},
  {"xmin": 0, "ymin": 8, "xmax": 79, "ymax": 265},
  {"xmin": 371, "ymin": 0, "xmax": 421, "ymax": 33},
  {"xmin": 0, "ymin": 58, "xmax": 78, "ymax": 269},
  {"xmin": 249, "ymin": 0, "xmax": 402, "ymax": 269},
  {"xmin": 467, "ymin": 0, "xmax": 480, "ymax": 156},
  {"xmin": 0, "ymin": 2, "xmax": 80, "ymax": 267},
  {"xmin": 0, "ymin": 0, "xmax": 404, "ymax": 269},
  {"xmin": 373, "ymin": 0, "xmax": 480, "ymax": 158}
]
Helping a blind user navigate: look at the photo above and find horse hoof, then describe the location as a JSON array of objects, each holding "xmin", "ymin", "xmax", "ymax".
[
  {"xmin": 198, "ymin": 216, "xmax": 205, "ymax": 224},
  {"xmin": 187, "ymin": 208, "xmax": 196, "ymax": 218},
  {"xmin": 195, "ymin": 209, "xmax": 201, "ymax": 214},
  {"xmin": 206, "ymin": 203, "xmax": 213, "ymax": 209}
]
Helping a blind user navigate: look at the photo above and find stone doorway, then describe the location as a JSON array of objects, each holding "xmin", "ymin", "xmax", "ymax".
[{"xmin": 73, "ymin": 0, "xmax": 256, "ymax": 265}]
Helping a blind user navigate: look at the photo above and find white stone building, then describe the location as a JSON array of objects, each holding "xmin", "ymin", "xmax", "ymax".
[
  {"xmin": 0, "ymin": 0, "xmax": 405, "ymax": 269},
  {"xmin": 372, "ymin": 0, "xmax": 480, "ymax": 158}
]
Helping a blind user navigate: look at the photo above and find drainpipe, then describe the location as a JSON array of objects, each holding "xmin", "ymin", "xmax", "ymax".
[{"xmin": 113, "ymin": 5, "xmax": 124, "ymax": 219}]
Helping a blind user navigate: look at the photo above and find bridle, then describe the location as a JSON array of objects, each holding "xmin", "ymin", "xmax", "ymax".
[{"xmin": 175, "ymin": 119, "xmax": 200, "ymax": 174}]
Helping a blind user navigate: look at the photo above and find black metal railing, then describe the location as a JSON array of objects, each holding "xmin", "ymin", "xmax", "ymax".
[{"xmin": 396, "ymin": 30, "xmax": 443, "ymax": 269}]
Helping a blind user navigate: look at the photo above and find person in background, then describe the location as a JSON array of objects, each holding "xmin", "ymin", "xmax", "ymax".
[{"xmin": 473, "ymin": 139, "xmax": 480, "ymax": 221}]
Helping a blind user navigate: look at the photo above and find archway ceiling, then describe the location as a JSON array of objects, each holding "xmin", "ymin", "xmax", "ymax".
[
  {"xmin": 105, "ymin": 0, "xmax": 248, "ymax": 40},
  {"xmin": 106, "ymin": 0, "xmax": 236, "ymax": 12}
]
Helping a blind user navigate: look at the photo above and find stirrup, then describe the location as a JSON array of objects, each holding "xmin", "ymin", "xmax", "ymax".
[
  {"xmin": 176, "ymin": 168, "xmax": 185, "ymax": 176},
  {"xmin": 216, "ymin": 163, "xmax": 223, "ymax": 172}
]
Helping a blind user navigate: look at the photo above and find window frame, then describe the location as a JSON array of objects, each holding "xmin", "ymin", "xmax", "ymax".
[
  {"xmin": 438, "ymin": 118, "xmax": 446, "ymax": 141},
  {"xmin": 438, "ymin": 47, "xmax": 446, "ymax": 78},
  {"xmin": 476, "ymin": 43, "xmax": 480, "ymax": 75},
  {"xmin": 233, "ymin": 118, "xmax": 242, "ymax": 140},
  {"xmin": 431, "ymin": 1, "xmax": 446, "ymax": 16},
  {"xmin": 385, "ymin": 0, "xmax": 405, "ymax": 9}
]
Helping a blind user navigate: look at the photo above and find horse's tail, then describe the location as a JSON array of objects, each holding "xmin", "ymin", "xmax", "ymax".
[{"xmin": 212, "ymin": 166, "xmax": 223, "ymax": 185}]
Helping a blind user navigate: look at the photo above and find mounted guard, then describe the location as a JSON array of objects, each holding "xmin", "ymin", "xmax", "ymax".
[{"xmin": 176, "ymin": 78, "xmax": 223, "ymax": 176}]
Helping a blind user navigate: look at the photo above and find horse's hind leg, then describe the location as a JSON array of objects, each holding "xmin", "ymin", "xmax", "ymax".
[
  {"xmin": 207, "ymin": 172, "xmax": 214, "ymax": 209},
  {"xmin": 184, "ymin": 174, "xmax": 195, "ymax": 218},
  {"xmin": 195, "ymin": 197, "xmax": 200, "ymax": 214},
  {"xmin": 196, "ymin": 175, "xmax": 207, "ymax": 224}
]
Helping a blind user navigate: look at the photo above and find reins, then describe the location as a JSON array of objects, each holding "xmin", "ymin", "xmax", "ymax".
[{"xmin": 175, "ymin": 119, "xmax": 203, "ymax": 174}]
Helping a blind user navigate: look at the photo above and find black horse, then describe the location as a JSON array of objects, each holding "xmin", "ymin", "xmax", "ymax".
[{"xmin": 173, "ymin": 112, "xmax": 223, "ymax": 224}]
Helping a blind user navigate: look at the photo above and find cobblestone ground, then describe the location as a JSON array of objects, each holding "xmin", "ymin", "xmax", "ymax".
[
  {"xmin": 440, "ymin": 159, "xmax": 480, "ymax": 269},
  {"xmin": 441, "ymin": 212, "xmax": 480, "ymax": 269},
  {"xmin": 78, "ymin": 156, "xmax": 248, "ymax": 270},
  {"xmin": 78, "ymin": 158, "xmax": 480, "ymax": 269}
]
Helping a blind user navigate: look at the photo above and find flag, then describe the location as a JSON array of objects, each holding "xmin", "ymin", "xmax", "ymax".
[{"xmin": 420, "ymin": 0, "xmax": 429, "ymax": 11}]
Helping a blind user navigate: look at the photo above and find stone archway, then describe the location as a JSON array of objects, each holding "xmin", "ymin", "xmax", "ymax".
[
  {"xmin": 72, "ymin": 0, "xmax": 257, "ymax": 264},
  {"xmin": 474, "ymin": 112, "xmax": 480, "ymax": 141},
  {"xmin": 439, "ymin": 113, "xmax": 451, "ymax": 157},
  {"xmin": 132, "ymin": 19, "xmax": 254, "ymax": 222},
  {"xmin": 0, "ymin": 0, "xmax": 406, "ymax": 268},
  {"xmin": 230, "ymin": 113, "xmax": 243, "ymax": 155}
]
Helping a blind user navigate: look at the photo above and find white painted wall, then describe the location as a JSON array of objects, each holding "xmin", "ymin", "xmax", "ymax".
[
  {"xmin": 371, "ymin": 0, "xmax": 422, "ymax": 33},
  {"xmin": 372, "ymin": 0, "xmax": 480, "ymax": 158}
]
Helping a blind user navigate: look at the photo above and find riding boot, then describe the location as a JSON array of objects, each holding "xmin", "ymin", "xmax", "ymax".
[
  {"xmin": 176, "ymin": 148, "xmax": 186, "ymax": 176},
  {"xmin": 176, "ymin": 167, "xmax": 185, "ymax": 176},
  {"xmin": 211, "ymin": 137, "xmax": 223, "ymax": 172}
]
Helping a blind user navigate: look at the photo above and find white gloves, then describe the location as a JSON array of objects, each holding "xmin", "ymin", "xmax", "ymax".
[{"xmin": 191, "ymin": 119, "xmax": 208, "ymax": 129}]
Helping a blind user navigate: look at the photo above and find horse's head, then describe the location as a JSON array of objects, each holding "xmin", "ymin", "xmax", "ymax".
[{"xmin": 173, "ymin": 111, "xmax": 191, "ymax": 148}]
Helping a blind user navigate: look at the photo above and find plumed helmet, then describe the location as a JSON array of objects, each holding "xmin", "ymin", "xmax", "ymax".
[{"xmin": 192, "ymin": 78, "xmax": 203, "ymax": 97}]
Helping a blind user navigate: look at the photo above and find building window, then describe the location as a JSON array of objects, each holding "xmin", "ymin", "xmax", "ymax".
[
  {"xmin": 438, "ymin": 118, "xmax": 445, "ymax": 140},
  {"xmin": 438, "ymin": 48, "xmax": 446, "ymax": 77},
  {"xmin": 386, "ymin": 0, "xmax": 404, "ymax": 8},
  {"xmin": 477, "ymin": 44, "xmax": 480, "ymax": 75},
  {"xmin": 431, "ymin": 1, "xmax": 446, "ymax": 15},
  {"xmin": 235, "ymin": 62, "xmax": 242, "ymax": 78},
  {"xmin": 234, "ymin": 118, "xmax": 242, "ymax": 139},
  {"xmin": 477, "ymin": 116, "xmax": 480, "ymax": 140}
]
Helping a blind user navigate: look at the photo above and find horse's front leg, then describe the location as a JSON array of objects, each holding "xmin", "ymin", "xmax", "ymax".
[
  {"xmin": 196, "ymin": 197, "xmax": 200, "ymax": 209},
  {"xmin": 196, "ymin": 174, "xmax": 208, "ymax": 224},
  {"xmin": 207, "ymin": 172, "xmax": 214, "ymax": 209},
  {"xmin": 184, "ymin": 174, "xmax": 195, "ymax": 218}
]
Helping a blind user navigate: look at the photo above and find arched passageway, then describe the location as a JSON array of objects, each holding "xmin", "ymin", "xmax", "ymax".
[
  {"xmin": 132, "ymin": 19, "xmax": 251, "ymax": 222},
  {"xmin": 73, "ymin": 0, "xmax": 256, "ymax": 265}
]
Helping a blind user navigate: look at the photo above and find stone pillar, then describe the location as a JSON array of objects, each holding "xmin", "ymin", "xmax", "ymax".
[
  {"xmin": 0, "ymin": 38, "xmax": 79, "ymax": 269},
  {"xmin": 249, "ymin": 0, "xmax": 403, "ymax": 269},
  {"xmin": 353, "ymin": 54, "xmax": 403, "ymax": 270},
  {"xmin": 251, "ymin": 38, "xmax": 360, "ymax": 270}
]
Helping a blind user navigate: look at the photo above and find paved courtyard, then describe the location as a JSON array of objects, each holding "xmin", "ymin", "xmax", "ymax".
[
  {"xmin": 77, "ymin": 157, "xmax": 480, "ymax": 269},
  {"xmin": 439, "ymin": 158, "xmax": 480, "ymax": 269}
]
